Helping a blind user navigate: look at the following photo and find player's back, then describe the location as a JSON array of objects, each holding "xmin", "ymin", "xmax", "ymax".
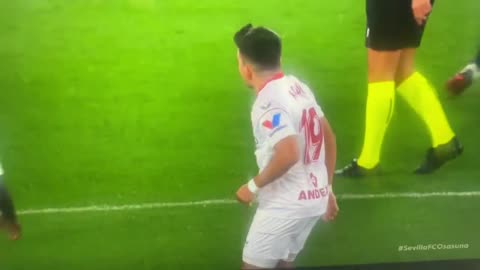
[{"xmin": 251, "ymin": 74, "xmax": 329, "ymax": 219}]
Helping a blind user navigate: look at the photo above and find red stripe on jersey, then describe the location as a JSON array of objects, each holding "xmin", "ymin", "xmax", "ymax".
[{"xmin": 258, "ymin": 72, "xmax": 285, "ymax": 95}]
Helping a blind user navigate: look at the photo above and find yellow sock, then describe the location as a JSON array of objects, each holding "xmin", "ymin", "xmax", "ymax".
[
  {"xmin": 397, "ymin": 72, "xmax": 455, "ymax": 147},
  {"xmin": 357, "ymin": 81, "xmax": 395, "ymax": 169}
]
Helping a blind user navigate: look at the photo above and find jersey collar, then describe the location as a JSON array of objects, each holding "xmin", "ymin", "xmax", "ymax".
[{"xmin": 257, "ymin": 72, "xmax": 285, "ymax": 95}]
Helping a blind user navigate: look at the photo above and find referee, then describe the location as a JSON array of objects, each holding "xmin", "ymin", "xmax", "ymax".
[{"xmin": 337, "ymin": 0, "xmax": 463, "ymax": 177}]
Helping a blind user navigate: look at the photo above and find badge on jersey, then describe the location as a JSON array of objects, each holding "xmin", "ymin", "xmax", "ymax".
[
  {"xmin": 260, "ymin": 111, "xmax": 291, "ymax": 138},
  {"xmin": 262, "ymin": 113, "xmax": 281, "ymax": 130}
]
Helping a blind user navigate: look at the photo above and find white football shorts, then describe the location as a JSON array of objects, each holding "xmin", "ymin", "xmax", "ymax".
[{"xmin": 242, "ymin": 210, "xmax": 321, "ymax": 269}]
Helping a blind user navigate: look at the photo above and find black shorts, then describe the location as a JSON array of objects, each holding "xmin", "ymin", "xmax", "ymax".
[{"xmin": 365, "ymin": 0, "xmax": 435, "ymax": 51}]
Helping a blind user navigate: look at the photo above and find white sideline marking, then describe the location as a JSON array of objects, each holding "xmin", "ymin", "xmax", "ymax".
[{"xmin": 17, "ymin": 191, "xmax": 480, "ymax": 216}]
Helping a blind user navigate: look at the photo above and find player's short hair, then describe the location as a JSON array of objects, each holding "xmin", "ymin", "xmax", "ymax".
[{"xmin": 234, "ymin": 24, "xmax": 282, "ymax": 70}]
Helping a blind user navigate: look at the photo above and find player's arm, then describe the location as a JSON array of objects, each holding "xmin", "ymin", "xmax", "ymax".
[
  {"xmin": 236, "ymin": 108, "xmax": 298, "ymax": 205},
  {"xmin": 252, "ymin": 135, "xmax": 299, "ymax": 188},
  {"xmin": 321, "ymin": 117, "xmax": 336, "ymax": 186},
  {"xmin": 236, "ymin": 136, "xmax": 299, "ymax": 205},
  {"xmin": 320, "ymin": 117, "xmax": 339, "ymax": 222}
]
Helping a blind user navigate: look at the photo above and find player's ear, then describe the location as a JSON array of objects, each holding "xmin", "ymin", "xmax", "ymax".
[{"xmin": 245, "ymin": 64, "xmax": 254, "ymax": 81}]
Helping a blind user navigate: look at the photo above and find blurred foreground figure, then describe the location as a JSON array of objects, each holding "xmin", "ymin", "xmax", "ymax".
[
  {"xmin": 0, "ymin": 164, "xmax": 21, "ymax": 240},
  {"xmin": 447, "ymin": 49, "xmax": 480, "ymax": 95}
]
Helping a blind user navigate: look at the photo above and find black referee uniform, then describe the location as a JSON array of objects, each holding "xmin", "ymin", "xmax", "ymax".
[{"xmin": 366, "ymin": 0, "xmax": 435, "ymax": 51}]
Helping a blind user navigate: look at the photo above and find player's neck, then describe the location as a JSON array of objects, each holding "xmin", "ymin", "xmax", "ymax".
[{"xmin": 254, "ymin": 70, "xmax": 284, "ymax": 94}]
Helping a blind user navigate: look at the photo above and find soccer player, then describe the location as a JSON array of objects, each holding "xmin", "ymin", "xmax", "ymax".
[
  {"xmin": 447, "ymin": 49, "xmax": 480, "ymax": 95},
  {"xmin": 233, "ymin": 24, "xmax": 339, "ymax": 269},
  {"xmin": 337, "ymin": 0, "xmax": 463, "ymax": 177},
  {"xmin": 0, "ymin": 163, "xmax": 21, "ymax": 240}
]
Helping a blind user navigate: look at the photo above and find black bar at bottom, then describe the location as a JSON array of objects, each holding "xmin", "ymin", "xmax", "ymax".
[{"xmin": 296, "ymin": 258, "xmax": 480, "ymax": 270}]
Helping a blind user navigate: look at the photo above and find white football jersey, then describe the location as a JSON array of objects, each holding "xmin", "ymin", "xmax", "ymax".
[{"xmin": 251, "ymin": 73, "xmax": 329, "ymax": 219}]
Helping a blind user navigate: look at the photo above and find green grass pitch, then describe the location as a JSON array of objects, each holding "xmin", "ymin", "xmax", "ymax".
[{"xmin": 0, "ymin": 0, "xmax": 480, "ymax": 269}]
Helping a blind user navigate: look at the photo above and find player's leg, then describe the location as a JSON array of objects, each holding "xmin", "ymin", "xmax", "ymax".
[
  {"xmin": 355, "ymin": 49, "xmax": 399, "ymax": 170},
  {"xmin": 242, "ymin": 212, "xmax": 284, "ymax": 269},
  {"xmin": 396, "ymin": 49, "xmax": 462, "ymax": 174},
  {"xmin": 278, "ymin": 216, "xmax": 320, "ymax": 269},
  {"xmin": 242, "ymin": 213, "xmax": 317, "ymax": 269},
  {"xmin": 336, "ymin": 0, "xmax": 401, "ymax": 177},
  {"xmin": 447, "ymin": 48, "xmax": 480, "ymax": 95},
  {"xmin": 397, "ymin": 50, "xmax": 462, "ymax": 173},
  {"xmin": 0, "ymin": 165, "xmax": 21, "ymax": 240}
]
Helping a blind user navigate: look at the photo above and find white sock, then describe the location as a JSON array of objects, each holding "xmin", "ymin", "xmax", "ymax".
[{"xmin": 461, "ymin": 63, "xmax": 480, "ymax": 80}]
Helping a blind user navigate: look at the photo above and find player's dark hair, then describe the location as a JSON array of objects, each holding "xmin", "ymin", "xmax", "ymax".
[{"xmin": 234, "ymin": 24, "xmax": 282, "ymax": 70}]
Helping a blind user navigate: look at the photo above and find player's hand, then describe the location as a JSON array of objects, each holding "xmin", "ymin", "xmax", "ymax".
[
  {"xmin": 412, "ymin": 0, "xmax": 432, "ymax": 25},
  {"xmin": 236, "ymin": 184, "xmax": 255, "ymax": 206},
  {"xmin": 322, "ymin": 192, "xmax": 339, "ymax": 222}
]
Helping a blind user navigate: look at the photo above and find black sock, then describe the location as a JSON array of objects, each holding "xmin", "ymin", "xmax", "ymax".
[{"xmin": 0, "ymin": 177, "xmax": 17, "ymax": 224}]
